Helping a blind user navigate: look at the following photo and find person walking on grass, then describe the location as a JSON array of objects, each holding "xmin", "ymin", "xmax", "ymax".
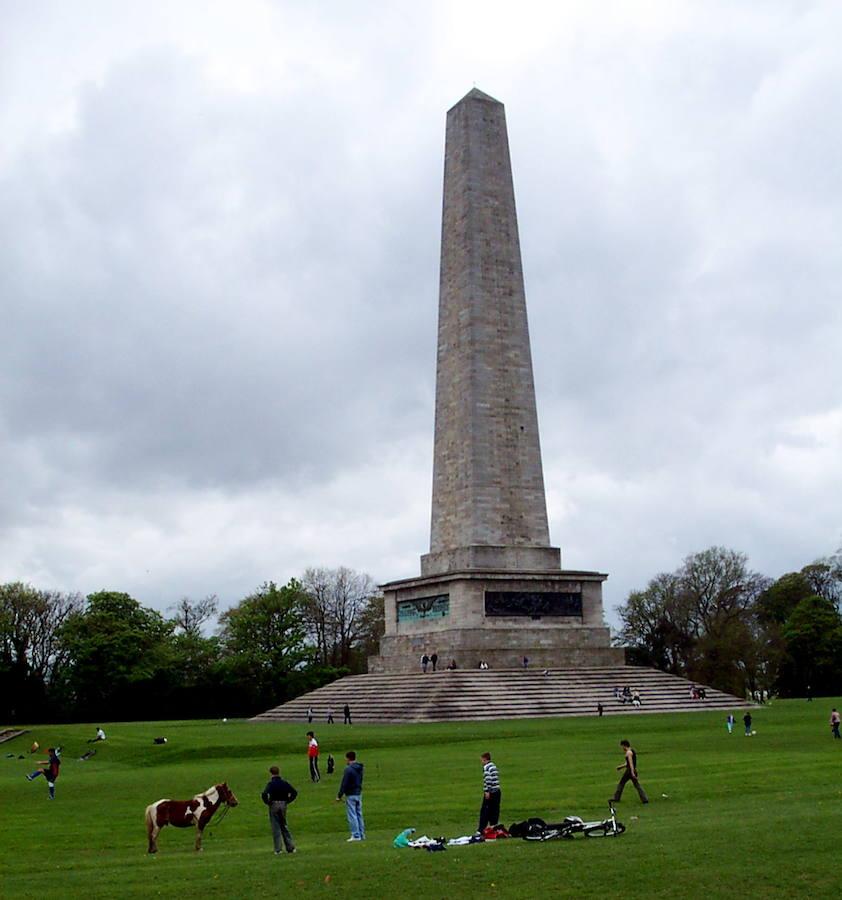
[
  {"xmin": 830, "ymin": 708, "xmax": 841, "ymax": 739},
  {"xmin": 306, "ymin": 731, "xmax": 320, "ymax": 782},
  {"xmin": 26, "ymin": 747, "xmax": 61, "ymax": 799},
  {"xmin": 336, "ymin": 751, "xmax": 365, "ymax": 841},
  {"xmin": 478, "ymin": 752, "xmax": 502, "ymax": 833},
  {"xmin": 611, "ymin": 740, "xmax": 649, "ymax": 804},
  {"xmin": 261, "ymin": 766, "xmax": 298, "ymax": 854},
  {"xmin": 744, "ymin": 712, "xmax": 753, "ymax": 736},
  {"xmin": 726, "ymin": 713, "xmax": 735, "ymax": 734}
]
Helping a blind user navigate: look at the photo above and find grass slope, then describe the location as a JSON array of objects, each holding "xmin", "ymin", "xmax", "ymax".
[{"xmin": 1, "ymin": 700, "xmax": 839, "ymax": 899}]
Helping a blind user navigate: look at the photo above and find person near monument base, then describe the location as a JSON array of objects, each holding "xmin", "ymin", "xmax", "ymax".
[
  {"xmin": 478, "ymin": 752, "xmax": 502, "ymax": 832},
  {"xmin": 26, "ymin": 747, "xmax": 61, "ymax": 799},
  {"xmin": 261, "ymin": 766, "xmax": 298, "ymax": 854},
  {"xmin": 326, "ymin": 707, "xmax": 334, "ymax": 724},
  {"xmin": 421, "ymin": 653, "xmax": 429, "ymax": 673},
  {"xmin": 306, "ymin": 731, "xmax": 320, "ymax": 783},
  {"xmin": 597, "ymin": 702, "xmax": 604, "ymax": 717},
  {"xmin": 336, "ymin": 751, "xmax": 365, "ymax": 841},
  {"xmin": 343, "ymin": 703, "xmax": 352, "ymax": 725},
  {"xmin": 431, "ymin": 652, "xmax": 438, "ymax": 672},
  {"xmin": 830, "ymin": 708, "xmax": 841, "ymax": 739},
  {"xmin": 307, "ymin": 707, "xmax": 313, "ymax": 724},
  {"xmin": 611, "ymin": 740, "xmax": 648, "ymax": 804}
]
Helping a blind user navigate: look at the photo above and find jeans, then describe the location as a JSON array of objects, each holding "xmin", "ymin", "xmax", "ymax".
[
  {"xmin": 345, "ymin": 795, "xmax": 365, "ymax": 839},
  {"xmin": 269, "ymin": 802, "xmax": 295, "ymax": 853}
]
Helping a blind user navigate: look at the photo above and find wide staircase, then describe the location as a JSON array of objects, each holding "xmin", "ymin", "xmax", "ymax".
[{"xmin": 251, "ymin": 666, "xmax": 749, "ymax": 724}]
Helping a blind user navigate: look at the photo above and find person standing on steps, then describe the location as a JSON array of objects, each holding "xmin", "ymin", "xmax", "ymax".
[
  {"xmin": 326, "ymin": 707, "xmax": 334, "ymax": 724},
  {"xmin": 261, "ymin": 765, "xmax": 298, "ymax": 854},
  {"xmin": 478, "ymin": 752, "xmax": 502, "ymax": 832},
  {"xmin": 343, "ymin": 703, "xmax": 352, "ymax": 725},
  {"xmin": 597, "ymin": 702, "xmax": 604, "ymax": 717},
  {"xmin": 336, "ymin": 751, "xmax": 365, "ymax": 841},
  {"xmin": 306, "ymin": 706, "xmax": 313, "ymax": 724},
  {"xmin": 306, "ymin": 731, "xmax": 320, "ymax": 782},
  {"xmin": 421, "ymin": 653, "xmax": 429, "ymax": 673},
  {"xmin": 611, "ymin": 740, "xmax": 649, "ymax": 804},
  {"xmin": 431, "ymin": 652, "xmax": 438, "ymax": 672}
]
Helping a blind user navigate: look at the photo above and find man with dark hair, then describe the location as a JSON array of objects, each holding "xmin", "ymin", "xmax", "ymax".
[
  {"xmin": 336, "ymin": 751, "xmax": 365, "ymax": 841},
  {"xmin": 25, "ymin": 747, "xmax": 61, "ymax": 799},
  {"xmin": 261, "ymin": 765, "xmax": 298, "ymax": 854},
  {"xmin": 431, "ymin": 652, "xmax": 438, "ymax": 672},
  {"xmin": 478, "ymin": 752, "xmax": 501, "ymax": 832},
  {"xmin": 611, "ymin": 740, "xmax": 648, "ymax": 804},
  {"xmin": 343, "ymin": 703, "xmax": 352, "ymax": 725}
]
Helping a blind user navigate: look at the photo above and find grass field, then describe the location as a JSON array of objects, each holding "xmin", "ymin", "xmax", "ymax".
[{"xmin": 1, "ymin": 700, "xmax": 839, "ymax": 899}]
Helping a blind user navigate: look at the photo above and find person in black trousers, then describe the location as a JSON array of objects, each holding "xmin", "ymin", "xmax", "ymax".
[
  {"xmin": 343, "ymin": 703, "xmax": 352, "ymax": 725},
  {"xmin": 611, "ymin": 740, "xmax": 649, "ymax": 804},
  {"xmin": 261, "ymin": 766, "xmax": 298, "ymax": 854},
  {"xmin": 478, "ymin": 752, "xmax": 502, "ymax": 832}
]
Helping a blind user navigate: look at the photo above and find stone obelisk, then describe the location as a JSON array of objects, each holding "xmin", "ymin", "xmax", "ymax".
[
  {"xmin": 424, "ymin": 88, "xmax": 560, "ymax": 577},
  {"xmin": 371, "ymin": 89, "xmax": 621, "ymax": 674}
]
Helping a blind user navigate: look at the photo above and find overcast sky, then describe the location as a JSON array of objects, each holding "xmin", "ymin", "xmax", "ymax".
[{"xmin": 2, "ymin": 1, "xmax": 840, "ymax": 629}]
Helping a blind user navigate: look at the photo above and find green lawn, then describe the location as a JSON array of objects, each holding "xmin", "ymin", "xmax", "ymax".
[{"xmin": 1, "ymin": 700, "xmax": 839, "ymax": 899}]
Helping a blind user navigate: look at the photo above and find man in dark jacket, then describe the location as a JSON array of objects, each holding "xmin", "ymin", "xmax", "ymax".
[
  {"xmin": 26, "ymin": 747, "xmax": 61, "ymax": 799},
  {"xmin": 261, "ymin": 766, "xmax": 298, "ymax": 854},
  {"xmin": 335, "ymin": 751, "xmax": 365, "ymax": 841}
]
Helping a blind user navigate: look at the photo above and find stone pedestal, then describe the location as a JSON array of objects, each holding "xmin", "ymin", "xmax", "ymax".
[{"xmin": 371, "ymin": 569, "xmax": 624, "ymax": 673}]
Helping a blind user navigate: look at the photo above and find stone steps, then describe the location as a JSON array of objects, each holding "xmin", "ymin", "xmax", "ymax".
[{"xmin": 251, "ymin": 666, "xmax": 750, "ymax": 724}]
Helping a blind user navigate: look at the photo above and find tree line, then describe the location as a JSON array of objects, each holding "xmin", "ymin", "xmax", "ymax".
[
  {"xmin": 0, "ymin": 567, "xmax": 384, "ymax": 724},
  {"xmin": 617, "ymin": 545, "xmax": 842, "ymax": 698}
]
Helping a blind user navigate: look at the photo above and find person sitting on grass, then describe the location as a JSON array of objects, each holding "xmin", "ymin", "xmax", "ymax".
[{"xmin": 87, "ymin": 727, "xmax": 106, "ymax": 743}]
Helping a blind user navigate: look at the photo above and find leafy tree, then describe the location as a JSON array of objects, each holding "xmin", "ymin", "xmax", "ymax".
[
  {"xmin": 58, "ymin": 591, "xmax": 175, "ymax": 719},
  {"xmin": 756, "ymin": 572, "xmax": 814, "ymax": 625},
  {"xmin": 217, "ymin": 580, "xmax": 312, "ymax": 712},
  {"xmin": 779, "ymin": 595, "xmax": 842, "ymax": 697},
  {"xmin": 300, "ymin": 567, "xmax": 378, "ymax": 669},
  {"xmin": 618, "ymin": 573, "xmax": 693, "ymax": 674},
  {"xmin": 617, "ymin": 547, "xmax": 769, "ymax": 694},
  {"xmin": 170, "ymin": 594, "xmax": 219, "ymax": 638},
  {"xmin": 0, "ymin": 583, "xmax": 82, "ymax": 721}
]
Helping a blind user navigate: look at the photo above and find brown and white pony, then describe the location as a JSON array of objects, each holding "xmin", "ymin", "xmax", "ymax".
[{"xmin": 145, "ymin": 782, "xmax": 238, "ymax": 853}]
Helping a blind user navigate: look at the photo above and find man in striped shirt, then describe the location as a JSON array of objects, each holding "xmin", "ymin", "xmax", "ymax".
[{"xmin": 478, "ymin": 752, "xmax": 502, "ymax": 833}]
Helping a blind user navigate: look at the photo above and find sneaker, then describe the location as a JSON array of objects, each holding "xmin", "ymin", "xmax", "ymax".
[
  {"xmin": 288, "ymin": 848, "xmax": 297, "ymax": 854},
  {"xmin": 346, "ymin": 836, "xmax": 361, "ymax": 842},
  {"xmin": 25, "ymin": 775, "xmax": 33, "ymax": 781}
]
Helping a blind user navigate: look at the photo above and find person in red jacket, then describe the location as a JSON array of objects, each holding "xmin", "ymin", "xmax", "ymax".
[{"xmin": 306, "ymin": 731, "xmax": 320, "ymax": 783}]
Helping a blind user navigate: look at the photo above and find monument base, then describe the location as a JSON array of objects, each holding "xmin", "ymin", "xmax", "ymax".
[{"xmin": 370, "ymin": 568, "xmax": 624, "ymax": 674}]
